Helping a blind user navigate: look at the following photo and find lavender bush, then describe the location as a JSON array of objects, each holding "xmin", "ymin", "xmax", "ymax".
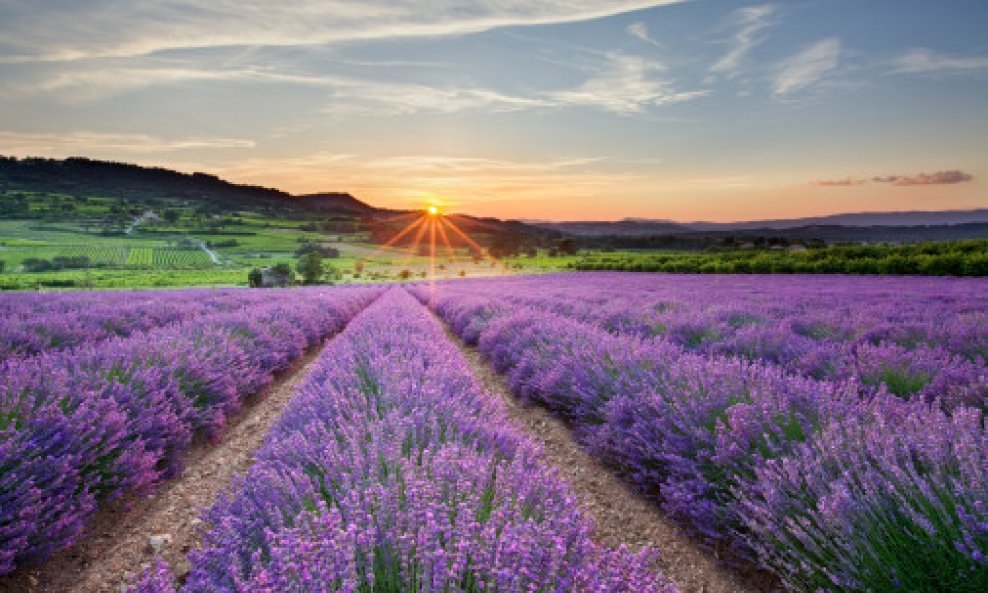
[
  {"xmin": 415, "ymin": 272, "xmax": 987, "ymax": 589},
  {"xmin": 0, "ymin": 286, "xmax": 381, "ymax": 574},
  {"xmin": 424, "ymin": 273, "xmax": 987, "ymax": 411},
  {"xmin": 739, "ymin": 400, "xmax": 987, "ymax": 592},
  {"xmin": 0, "ymin": 288, "xmax": 286, "ymax": 361},
  {"xmin": 131, "ymin": 289, "xmax": 676, "ymax": 593}
]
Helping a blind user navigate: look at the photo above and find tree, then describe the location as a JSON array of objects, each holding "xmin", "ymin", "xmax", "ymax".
[
  {"xmin": 298, "ymin": 251, "xmax": 324, "ymax": 285},
  {"xmin": 557, "ymin": 239, "xmax": 579, "ymax": 256},
  {"xmin": 295, "ymin": 242, "xmax": 340, "ymax": 258},
  {"xmin": 488, "ymin": 239, "xmax": 520, "ymax": 258},
  {"xmin": 247, "ymin": 267, "xmax": 263, "ymax": 288},
  {"xmin": 269, "ymin": 263, "xmax": 294, "ymax": 287},
  {"xmin": 324, "ymin": 262, "xmax": 342, "ymax": 284},
  {"xmin": 162, "ymin": 209, "xmax": 181, "ymax": 224}
]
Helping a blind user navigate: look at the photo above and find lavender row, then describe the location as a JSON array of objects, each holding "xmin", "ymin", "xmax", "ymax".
[
  {"xmin": 418, "ymin": 287, "xmax": 987, "ymax": 592},
  {"xmin": 430, "ymin": 274, "xmax": 987, "ymax": 410},
  {"xmin": 0, "ymin": 289, "xmax": 293, "ymax": 360},
  {"xmin": 0, "ymin": 286, "xmax": 381, "ymax": 575},
  {"xmin": 430, "ymin": 273, "xmax": 987, "ymax": 360},
  {"xmin": 130, "ymin": 288, "xmax": 676, "ymax": 593}
]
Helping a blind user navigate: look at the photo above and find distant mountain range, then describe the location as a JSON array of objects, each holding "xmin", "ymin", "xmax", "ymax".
[
  {"xmin": 2, "ymin": 155, "xmax": 985, "ymax": 245},
  {"xmin": 535, "ymin": 209, "xmax": 988, "ymax": 236}
]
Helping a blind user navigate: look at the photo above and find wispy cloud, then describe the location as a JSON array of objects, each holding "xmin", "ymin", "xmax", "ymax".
[
  {"xmin": 326, "ymin": 51, "xmax": 708, "ymax": 117},
  {"xmin": 548, "ymin": 53, "xmax": 708, "ymax": 115},
  {"xmin": 0, "ymin": 131, "xmax": 255, "ymax": 156},
  {"xmin": 0, "ymin": 1, "xmax": 689, "ymax": 63},
  {"xmin": 891, "ymin": 48, "xmax": 988, "ymax": 74},
  {"xmin": 323, "ymin": 80, "xmax": 549, "ymax": 117},
  {"xmin": 810, "ymin": 177, "xmax": 865, "ymax": 187},
  {"xmin": 876, "ymin": 170, "xmax": 973, "ymax": 186},
  {"xmin": 627, "ymin": 22, "xmax": 664, "ymax": 49},
  {"xmin": 812, "ymin": 170, "xmax": 973, "ymax": 187},
  {"xmin": 4, "ymin": 65, "xmax": 336, "ymax": 101},
  {"xmin": 367, "ymin": 155, "xmax": 608, "ymax": 173},
  {"xmin": 709, "ymin": 5, "xmax": 777, "ymax": 78},
  {"xmin": 13, "ymin": 51, "xmax": 705, "ymax": 117},
  {"xmin": 774, "ymin": 37, "xmax": 841, "ymax": 95}
]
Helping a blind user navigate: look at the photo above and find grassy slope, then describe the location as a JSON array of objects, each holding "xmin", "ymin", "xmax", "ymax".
[{"xmin": 0, "ymin": 192, "xmax": 575, "ymax": 290}]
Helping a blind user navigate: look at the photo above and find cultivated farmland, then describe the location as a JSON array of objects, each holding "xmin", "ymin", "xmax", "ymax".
[{"xmin": 0, "ymin": 273, "xmax": 985, "ymax": 593}]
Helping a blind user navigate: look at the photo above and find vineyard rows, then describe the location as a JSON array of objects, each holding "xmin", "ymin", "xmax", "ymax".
[{"xmin": 1, "ymin": 245, "xmax": 215, "ymax": 270}]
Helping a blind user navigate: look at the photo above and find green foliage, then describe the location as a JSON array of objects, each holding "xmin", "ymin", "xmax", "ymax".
[
  {"xmin": 152, "ymin": 248, "xmax": 212, "ymax": 269},
  {"xmin": 574, "ymin": 240, "xmax": 988, "ymax": 277},
  {"xmin": 19, "ymin": 255, "xmax": 91, "ymax": 272},
  {"xmin": 126, "ymin": 247, "xmax": 154, "ymax": 268},
  {"xmin": 295, "ymin": 241, "xmax": 341, "ymax": 258},
  {"xmin": 269, "ymin": 262, "xmax": 294, "ymax": 286},
  {"xmin": 298, "ymin": 251, "xmax": 324, "ymax": 285},
  {"xmin": 247, "ymin": 267, "xmax": 263, "ymax": 288}
]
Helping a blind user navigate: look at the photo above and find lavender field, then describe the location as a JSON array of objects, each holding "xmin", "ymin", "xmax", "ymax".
[
  {"xmin": 1, "ymin": 273, "xmax": 985, "ymax": 593},
  {"xmin": 417, "ymin": 273, "xmax": 987, "ymax": 592}
]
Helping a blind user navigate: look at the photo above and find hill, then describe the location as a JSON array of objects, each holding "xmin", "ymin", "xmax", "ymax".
[
  {"xmin": 3, "ymin": 155, "xmax": 985, "ymax": 248},
  {"xmin": 0, "ymin": 156, "xmax": 374, "ymax": 216}
]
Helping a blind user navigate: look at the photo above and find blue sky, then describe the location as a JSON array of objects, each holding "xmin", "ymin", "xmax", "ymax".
[{"xmin": 0, "ymin": 0, "xmax": 986, "ymax": 221}]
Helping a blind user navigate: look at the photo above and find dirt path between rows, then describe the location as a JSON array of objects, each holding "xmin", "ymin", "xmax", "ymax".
[
  {"xmin": 0, "ymin": 343, "xmax": 329, "ymax": 593},
  {"xmin": 439, "ymin": 320, "xmax": 774, "ymax": 593}
]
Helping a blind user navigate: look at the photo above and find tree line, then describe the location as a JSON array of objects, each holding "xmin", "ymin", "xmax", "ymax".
[{"xmin": 573, "ymin": 240, "xmax": 988, "ymax": 276}]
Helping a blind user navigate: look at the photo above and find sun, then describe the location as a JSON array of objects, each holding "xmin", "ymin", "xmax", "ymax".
[{"xmin": 427, "ymin": 205, "xmax": 439, "ymax": 216}]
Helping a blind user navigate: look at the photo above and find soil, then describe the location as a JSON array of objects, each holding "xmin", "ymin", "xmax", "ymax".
[
  {"xmin": 1, "ymin": 304, "xmax": 780, "ymax": 593},
  {"xmin": 0, "ymin": 343, "xmax": 330, "ymax": 593},
  {"xmin": 439, "ymin": 321, "xmax": 779, "ymax": 593}
]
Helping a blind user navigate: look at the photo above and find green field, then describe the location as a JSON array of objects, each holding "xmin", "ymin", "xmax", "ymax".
[
  {"xmin": 4, "ymin": 188, "xmax": 983, "ymax": 290},
  {"xmin": 0, "ymin": 193, "xmax": 565, "ymax": 290},
  {"xmin": 126, "ymin": 247, "xmax": 154, "ymax": 267}
]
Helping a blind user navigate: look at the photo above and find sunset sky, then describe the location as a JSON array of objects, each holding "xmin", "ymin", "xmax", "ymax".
[{"xmin": 1, "ymin": 0, "xmax": 986, "ymax": 221}]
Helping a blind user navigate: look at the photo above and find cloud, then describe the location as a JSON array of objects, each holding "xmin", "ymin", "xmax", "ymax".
[
  {"xmin": 323, "ymin": 79, "xmax": 550, "ymax": 116},
  {"xmin": 710, "ymin": 5, "xmax": 777, "ymax": 78},
  {"xmin": 627, "ymin": 22, "xmax": 663, "ymax": 49},
  {"xmin": 810, "ymin": 177, "xmax": 865, "ymax": 187},
  {"xmin": 0, "ymin": 1, "xmax": 689, "ymax": 63},
  {"xmin": 325, "ymin": 51, "xmax": 709, "ymax": 118},
  {"xmin": 773, "ymin": 37, "xmax": 841, "ymax": 96},
  {"xmin": 12, "ymin": 49, "xmax": 704, "ymax": 117},
  {"xmin": 0, "ymin": 131, "xmax": 255, "ymax": 156},
  {"xmin": 876, "ymin": 170, "xmax": 973, "ymax": 186},
  {"xmin": 891, "ymin": 48, "xmax": 988, "ymax": 75},
  {"xmin": 5, "ymin": 65, "xmax": 335, "ymax": 101},
  {"xmin": 812, "ymin": 170, "xmax": 973, "ymax": 187},
  {"xmin": 548, "ymin": 53, "xmax": 708, "ymax": 115},
  {"xmin": 7, "ymin": 58, "xmax": 550, "ymax": 115}
]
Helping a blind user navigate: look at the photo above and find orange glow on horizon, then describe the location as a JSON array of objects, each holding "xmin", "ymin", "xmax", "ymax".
[
  {"xmin": 357, "ymin": 202, "xmax": 513, "ymax": 286},
  {"xmin": 357, "ymin": 214, "xmax": 427, "ymax": 266}
]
